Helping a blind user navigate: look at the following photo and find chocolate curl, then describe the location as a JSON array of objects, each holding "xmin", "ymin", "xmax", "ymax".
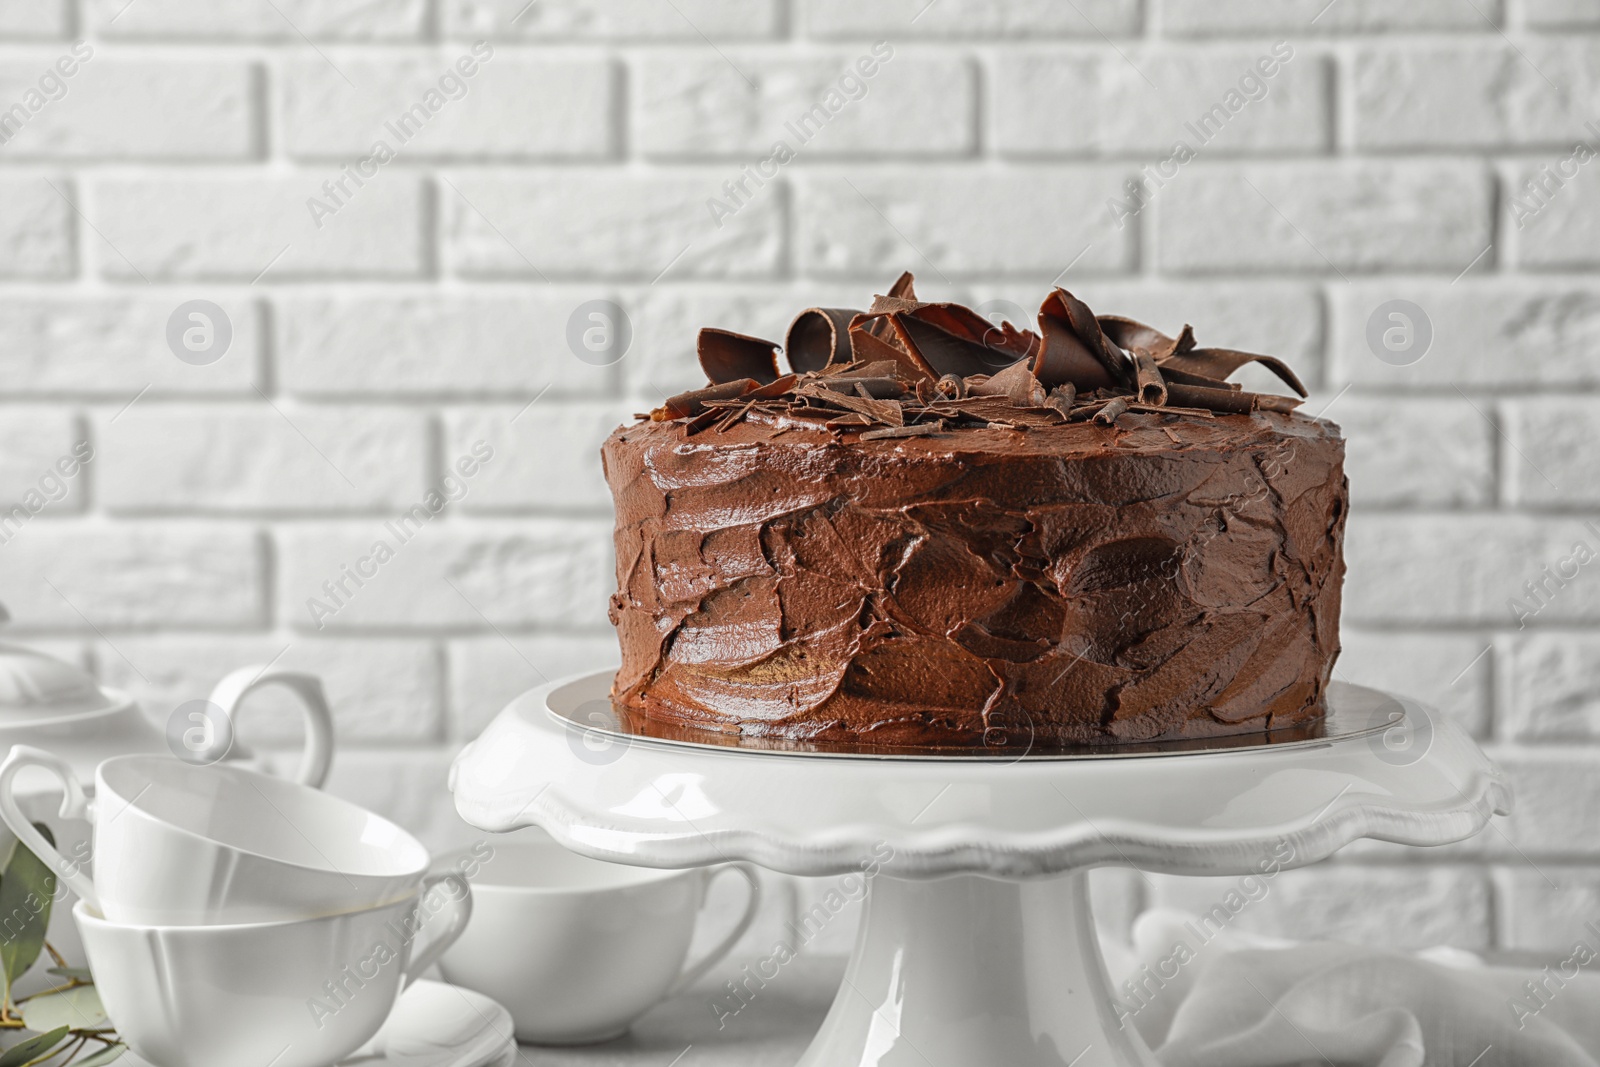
[
  {"xmin": 860, "ymin": 421, "xmax": 943, "ymax": 441},
  {"xmin": 848, "ymin": 323, "xmax": 937, "ymax": 381},
  {"xmin": 697, "ymin": 329, "xmax": 780, "ymax": 385},
  {"xmin": 935, "ymin": 374, "xmax": 967, "ymax": 399},
  {"xmin": 1157, "ymin": 366, "xmax": 1240, "ymax": 391},
  {"xmin": 1032, "ymin": 289, "xmax": 1126, "ymax": 391},
  {"xmin": 1044, "ymin": 382, "xmax": 1076, "ymax": 418},
  {"xmin": 894, "ymin": 313, "xmax": 1015, "ymax": 379},
  {"xmin": 1093, "ymin": 396, "xmax": 1130, "ymax": 425},
  {"xmin": 1163, "ymin": 347, "xmax": 1308, "ymax": 398},
  {"xmin": 1165, "ymin": 383, "xmax": 1304, "ymax": 415},
  {"xmin": 820, "ymin": 376, "xmax": 905, "ymax": 399},
  {"xmin": 969, "ymin": 360, "xmax": 1046, "ymax": 407},
  {"xmin": 653, "ymin": 379, "xmax": 759, "ymax": 420},
  {"xmin": 784, "ymin": 308, "xmax": 861, "ymax": 374},
  {"xmin": 867, "ymin": 272, "xmax": 924, "ymax": 319},
  {"xmin": 1132, "ymin": 349, "xmax": 1167, "ymax": 406},
  {"xmin": 913, "ymin": 303, "xmax": 1034, "ymax": 365}
]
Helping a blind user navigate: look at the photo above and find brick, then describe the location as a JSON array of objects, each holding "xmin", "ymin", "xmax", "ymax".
[
  {"xmin": 992, "ymin": 47, "xmax": 1328, "ymax": 157},
  {"xmin": 94, "ymin": 405, "xmax": 429, "ymax": 514},
  {"xmin": 447, "ymin": 633, "xmax": 618, "ymax": 738},
  {"xmin": 1355, "ymin": 43, "xmax": 1600, "ymax": 149},
  {"xmin": 1322, "ymin": 395, "xmax": 1495, "ymax": 507},
  {"xmin": 1344, "ymin": 515, "xmax": 1600, "ymax": 624},
  {"xmin": 622, "ymin": 282, "xmax": 870, "ymax": 398},
  {"xmin": 797, "ymin": 169, "xmax": 1135, "ymax": 278},
  {"xmin": 0, "ymin": 4, "xmax": 68, "ymax": 37},
  {"xmin": 973, "ymin": 282, "xmax": 1324, "ymax": 393},
  {"xmin": 1500, "ymin": 869, "xmax": 1600, "ymax": 949},
  {"xmin": 0, "ymin": 524, "xmax": 262, "ymax": 628},
  {"xmin": 1524, "ymin": 0, "xmax": 1600, "ymax": 27},
  {"xmin": 278, "ymin": 294, "xmax": 618, "ymax": 398},
  {"xmin": 1490, "ymin": 752, "xmax": 1600, "ymax": 856},
  {"xmin": 800, "ymin": 0, "xmax": 1141, "ymax": 38},
  {"xmin": 1338, "ymin": 630, "xmax": 1492, "ymax": 738},
  {"xmin": 0, "ymin": 409, "xmax": 87, "ymax": 515},
  {"xmin": 96, "ymin": 636, "xmax": 443, "ymax": 744},
  {"xmin": 0, "ymin": 58, "xmax": 256, "ymax": 159},
  {"xmin": 93, "ymin": 175, "xmax": 428, "ymax": 280},
  {"xmin": 1513, "ymin": 163, "xmax": 1600, "ymax": 267},
  {"xmin": 1505, "ymin": 398, "xmax": 1600, "ymax": 506},
  {"xmin": 282, "ymin": 53, "xmax": 616, "ymax": 160},
  {"xmin": 1159, "ymin": 162, "xmax": 1492, "ymax": 273},
  {"xmin": 444, "ymin": 0, "xmax": 783, "ymax": 40},
  {"xmin": 1503, "ymin": 633, "xmax": 1600, "ymax": 742},
  {"xmin": 1145, "ymin": 866, "xmax": 1492, "ymax": 949},
  {"xmin": 0, "ymin": 296, "xmax": 260, "ymax": 396},
  {"xmin": 1330, "ymin": 283, "xmax": 1600, "ymax": 389},
  {"xmin": 277, "ymin": 520, "xmax": 613, "ymax": 632},
  {"xmin": 0, "ymin": 176, "xmax": 73, "ymax": 278},
  {"xmin": 636, "ymin": 50, "xmax": 974, "ymax": 159},
  {"xmin": 86, "ymin": 0, "xmax": 426, "ymax": 39},
  {"xmin": 443, "ymin": 171, "xmax": 782, "ymax": 280},
  {"xmin": 1158, "ymin": 0, "xmax": 1498, "ymax": 33},
  {"xmin": 442, "ymin": 402, "xmax": 633, "ymax": 512}
]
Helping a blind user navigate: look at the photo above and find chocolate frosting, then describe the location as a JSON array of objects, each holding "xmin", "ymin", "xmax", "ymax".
[{"xmin": 606, "ymin": 277, "xmax": 1347, "ymax": 749}]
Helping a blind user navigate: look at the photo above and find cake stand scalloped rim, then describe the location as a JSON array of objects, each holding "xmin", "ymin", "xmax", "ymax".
[{"xmin": 449, "ymin": 672, "xmax": 1514, "ymax": 880}]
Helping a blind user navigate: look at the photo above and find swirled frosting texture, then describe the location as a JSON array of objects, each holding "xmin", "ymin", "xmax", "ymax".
[{"xmin": 605, "ymin": 409, "xmax": 1347, "ymax": 747}]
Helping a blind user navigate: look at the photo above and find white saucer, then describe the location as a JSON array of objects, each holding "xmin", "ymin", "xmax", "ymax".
[{"xmin": 122, "ymin": 981, "xmax": 515, "ymax": 1067}]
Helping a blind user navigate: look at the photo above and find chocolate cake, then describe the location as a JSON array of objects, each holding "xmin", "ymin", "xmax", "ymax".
[{"xmin": 603, "ymin": 275, "xmax": 1347, "ymax": 749}]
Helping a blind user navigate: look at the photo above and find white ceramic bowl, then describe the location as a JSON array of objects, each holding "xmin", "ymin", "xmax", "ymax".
[{"xmin": 76, "ymin": 875, "xmax": 471, "ymax": 1067}]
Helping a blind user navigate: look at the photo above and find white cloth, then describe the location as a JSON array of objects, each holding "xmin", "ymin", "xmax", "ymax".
[{"xmin": 1101, "ymin": 910, "xmax": 1600, "ymax": 1067}]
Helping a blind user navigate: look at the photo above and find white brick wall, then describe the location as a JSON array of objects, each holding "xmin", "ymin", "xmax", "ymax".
[{"xmin": 0, "ymin": 0, "xmax": 1595, "ymax": 960}]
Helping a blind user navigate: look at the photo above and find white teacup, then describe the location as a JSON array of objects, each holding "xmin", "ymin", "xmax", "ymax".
[
  {"xmin": 0, "ymin": 747, "xmax": 431, "ymax": 925},
  {"xmin": 438, "ymin": 838, "xmax": 762, "ymax": 1045},
  {"xmin": 77, "ymin": 873, "xmax": 472, "ymax": 1067}
]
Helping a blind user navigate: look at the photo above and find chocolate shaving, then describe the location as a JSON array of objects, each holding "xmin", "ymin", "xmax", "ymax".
[
  {"xmin": 1132, "ymin": 349, "xmax": 1167, "ymax": 406},
  {"xmin": 1164, "ymin": 347, "xmax": 1308, "ymax": 398},
  {"xmin": 654, "ymin": 379, "xmax": 758, "ymax": 420},
  {"xmin": 848, "ymin": 323, "xmax": 937, "ymax": 381},
  {"xmin": 815, "ymin": 376, "xmax": 906, "ymax": 399},
  {"xmin": 826, "ymin": 413, "xmax": 874, "ymax": 429},
  {"xmin": 798, "ymin": 383, "xmax": 904, "ymax": 427},
  {"xmin": 1093, "ymin": 396, "xmax": 1130, "ymax": 425},
  {"xmin": 1156, "ymin": 366, "xmax": 1240, "ymax": 391},
  {"xmin": 1165, "ymin": 383, "xmax": 1303, "ymax": 415},
  {"xmin": 785, "ymin": 308, "xmax": 861, "ymax": 374},
  {"xmin": 697, "ymin": 329, "xmax": 780, "ymax": 386},
  {"xmin": 935, "ymin": 374, "xmax": 967, "ymax": 399},
  {"xmin": 1034, "ymin": 289, "xmax": 1124, "ymax": 391},
  {"xmin": 969, "ymin": 360, "xmax": 1046, "ymax": 407},
  {"xmin": 860, "ymin": 421, "xmax": 944, "ymax": 441}
]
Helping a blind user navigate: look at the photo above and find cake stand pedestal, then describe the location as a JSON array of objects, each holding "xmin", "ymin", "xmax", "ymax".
[{"xmin": 450, "ymin": 673, "xmax": 1510, "ymax": 1067}]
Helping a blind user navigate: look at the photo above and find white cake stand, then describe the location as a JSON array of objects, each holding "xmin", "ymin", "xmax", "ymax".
[{"xmin": 450, "ymin": 672, "xmax": 1510, "ymax": 1067}]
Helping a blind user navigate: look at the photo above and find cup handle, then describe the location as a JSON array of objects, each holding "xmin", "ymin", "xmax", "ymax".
[
  {"xmin": 207, "ymin": 666, "xmax": 335, "ymax": 789},
  {"xmin": 0, "ymin": 746, "xmax": 97, "ymax": 912},
  {"xmin": 402, "ymin": 873, "xmax": 474, "ymax": 990},
  {"xmin": 666, "ymin": 862, "xmax": 763, "ymax": 997}
]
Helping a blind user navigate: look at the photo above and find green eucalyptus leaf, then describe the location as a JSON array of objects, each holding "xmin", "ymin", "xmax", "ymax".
[
  {"xmin": 0, "ymin": 1026, "xmax": 67, "ymax": 1067},
  {"xmin": 69, "ymin": 1044, "xmax": 124, "ymax": 1067},
  {"xmin": 43, "ymin": 969, "xmax": 90, "ymax": 983},
  {"xmin": 0, "ymin": 825, "xmax": 58, "ymax": 997},
  {"xmin": 19, "ymin": 986, "xmax": 105, "ymax": 1033}
]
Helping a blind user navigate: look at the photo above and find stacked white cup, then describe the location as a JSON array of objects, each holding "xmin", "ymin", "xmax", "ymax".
[{"xmin": 0, "ymin": 678, "xmax": 471, "ymax": 1067}]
